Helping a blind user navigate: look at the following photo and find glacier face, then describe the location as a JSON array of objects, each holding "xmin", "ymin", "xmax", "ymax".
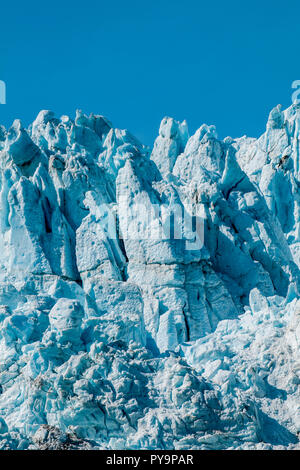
[{"xmin": 0, "ymin": 105, "xmax": 299, "ymax": 449}]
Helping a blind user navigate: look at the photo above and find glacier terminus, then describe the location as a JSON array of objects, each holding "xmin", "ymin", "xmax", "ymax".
[{"xmin": 0, "ymin": 103, "xmax": 299, "ymax": 449}]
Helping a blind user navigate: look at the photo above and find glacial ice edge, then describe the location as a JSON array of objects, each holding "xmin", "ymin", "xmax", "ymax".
[{"xmin": 0, "ymin": 104, "xmax": 299, "ymax": 449}]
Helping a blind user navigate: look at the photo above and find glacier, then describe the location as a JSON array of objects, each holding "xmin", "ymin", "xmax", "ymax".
[{"xmin": 0, "ymin": 104, "xmax": 299, "ymax": 449}]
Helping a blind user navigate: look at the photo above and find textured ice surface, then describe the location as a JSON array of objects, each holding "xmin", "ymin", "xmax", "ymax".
[{"xmin": 0, "ymin": 105, "xmax": 299, "ymax": 449}]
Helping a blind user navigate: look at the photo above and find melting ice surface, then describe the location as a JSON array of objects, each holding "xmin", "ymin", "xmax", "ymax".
[{"xmin": 0, "ymin": 105, "xmax": 299, "ymax": 449}]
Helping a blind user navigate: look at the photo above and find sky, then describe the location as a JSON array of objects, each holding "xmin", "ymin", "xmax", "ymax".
[{"xmin": 0, "ymin": 0, "xmax": 300, "ymax": 146}]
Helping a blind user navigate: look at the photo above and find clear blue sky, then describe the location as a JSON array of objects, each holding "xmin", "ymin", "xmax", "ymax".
[{"xmin": 0, "ymin": 0, "xmax": 300, "ymax": 145}]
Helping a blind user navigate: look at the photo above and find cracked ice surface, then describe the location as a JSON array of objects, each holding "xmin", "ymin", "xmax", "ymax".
[{"xmin": 0, "ymin": 105, "xmax": 299, "ymax": 449}]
